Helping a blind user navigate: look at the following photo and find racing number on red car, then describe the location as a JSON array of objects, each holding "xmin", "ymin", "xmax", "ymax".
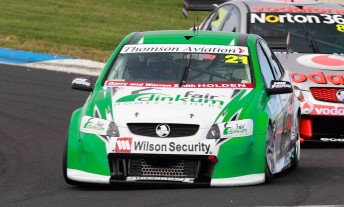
[{"xmin": 336, "ymin": 24, "xmax": 344, "ymax": 32}]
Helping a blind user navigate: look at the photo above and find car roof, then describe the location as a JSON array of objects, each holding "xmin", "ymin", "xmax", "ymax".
[
  {"xmin": 223, "ymin": 0, "xmax": 344, "ymax": 11},
  {"xmin": 126, "ymin": 30, "xmax": 257, "ymax": 47}
]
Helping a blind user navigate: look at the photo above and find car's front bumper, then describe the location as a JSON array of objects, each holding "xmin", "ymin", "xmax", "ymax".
[{"xmin": 67, "ymin": 135, "xmax": 267, "ymax": 187}]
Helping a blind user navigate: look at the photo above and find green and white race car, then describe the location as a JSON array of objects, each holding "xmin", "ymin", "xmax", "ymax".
[{"xmin": 64, "ymin": 30, "xmax": 300, "ymax": 187}]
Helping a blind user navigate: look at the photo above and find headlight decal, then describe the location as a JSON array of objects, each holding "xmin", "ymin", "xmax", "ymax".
[
  {"xmin": 207, "ymin": 119, "xmax": 253, "ymax": 142},
  {"xmin": 86, "ymin": 89, "xmax": 116, "ymax": 142},
  {"xmin": 80, "ymin": 116, "xmax": 119, "ymax": 137},
  {"xmin": 218, "ymin": 119, "xmax": 253, "ymax": 138}
]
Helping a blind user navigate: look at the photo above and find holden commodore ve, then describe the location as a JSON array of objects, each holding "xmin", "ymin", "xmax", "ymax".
[{"xmin": 64, "ymin": 30, "xmax": 300, "ymax": 187}]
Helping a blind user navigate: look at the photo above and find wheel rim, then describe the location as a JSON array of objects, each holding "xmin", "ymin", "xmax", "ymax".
[
  {"xmin": 266, "ymin": 128, "xmax": 274, "ymax": 174},
  {"xmin": 292, "ymin": 117, "xmax": 301, "ymax": 160},
  {"xmin": 291, "ymin": 117, "xmax": 300, "ymax": 141}
]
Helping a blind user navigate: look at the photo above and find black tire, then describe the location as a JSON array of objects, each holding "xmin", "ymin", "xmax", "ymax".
[
  {"xmin": 290, "ymin": 116, "xmax": 300, "ymax": 170},
  {"xmin": 265, "ymin": 125, "xmax": 274, "ymax": 183},
  {"xmin": 290, "ymin": 145, "xmax": 299, "ymax": 170}
]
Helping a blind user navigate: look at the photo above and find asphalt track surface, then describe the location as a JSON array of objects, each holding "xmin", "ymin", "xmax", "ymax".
[{"xmin": 0, "ymin": 63, "xmax": 344, "ymax": 207}]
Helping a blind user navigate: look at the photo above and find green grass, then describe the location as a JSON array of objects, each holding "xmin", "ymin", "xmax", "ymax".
[{"xmin": 0, "ymin": 0, "xmax": 209, "ymax": 61}]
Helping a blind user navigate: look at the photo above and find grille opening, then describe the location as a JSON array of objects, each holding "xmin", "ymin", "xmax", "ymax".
[
  {"xmin": 310, "ymin": 87, "xmax": 342, "ymax": 103},
  {"xmin": 311, "ymin": 116, "xmax": 344, "ymax": 138},
  {"xmin": 301, "ymin": 115, "xmax": 344, "ymax": 141},
  {"xmin": 109, "ymin": 158, "xmax": 127, "ymax": 180},
  {"xmin": 144, "ymin": 158, "xmax": 181, "ymax": 168},
  {"xmin": 109, "ymin": 155, "xmax": 213, "ymax": 183},
  {"xmin": 131, "ymin": 159, "xmax": 195, "ymax": 178},
  {"xmin": 127, "ymin": 123, "xmax": 199, "ymax": 137}
]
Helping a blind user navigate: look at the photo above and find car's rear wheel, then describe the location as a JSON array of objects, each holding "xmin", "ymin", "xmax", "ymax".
[{"xmin": 265, "ymin": 125, "xmax": 274, "ymax": 183}]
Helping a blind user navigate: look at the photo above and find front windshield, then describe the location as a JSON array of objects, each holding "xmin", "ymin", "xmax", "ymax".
[
  {"xmin": 106, "ymin": 44, "xmax": 252, "ymax": 85},
  {"xmin": 249, "ymin": 13, "xmax": 344, "ymax": 54}
]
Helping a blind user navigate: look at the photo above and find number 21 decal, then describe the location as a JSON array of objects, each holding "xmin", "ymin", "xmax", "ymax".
[{"xmin": 225, "ymin": 55, "xmax": 248, "ymax": 64}]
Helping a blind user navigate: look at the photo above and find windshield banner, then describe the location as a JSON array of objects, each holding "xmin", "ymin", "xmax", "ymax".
[
  {"xmin": 120, "ymin": 44, "xmax": 249, "ymax": 56},
  {"xmin": 104, "ymin": 80, "xmax": 254, "ymax": 88},
  {"xmin": 250, "ymin": 13, "xmax": 344, "ymax": 24}
]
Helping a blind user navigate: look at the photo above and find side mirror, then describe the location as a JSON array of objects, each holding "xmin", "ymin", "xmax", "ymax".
[
  {"xmin": 71, "ymin": 77, "xmax": 94, "ymax": 91},
  {"xmin": 267, "ymin": 80, "xmax": 293, "ymax": 95}
]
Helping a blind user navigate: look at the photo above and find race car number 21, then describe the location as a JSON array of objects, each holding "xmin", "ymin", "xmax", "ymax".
[{"xmin": 225, "ymin": 55, "xmax": 248, "ymax": 64}]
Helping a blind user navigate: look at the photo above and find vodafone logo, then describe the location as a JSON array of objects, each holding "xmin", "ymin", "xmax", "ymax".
[
  {"xmin": 259, "ymin": 0, "xmax": 314, "ymax": 4},
  {"xmin": 290, "ymin": 70, "xmax": 344, "ymax": 85},
  {"xmin": 301, "ymin": 101, "xmax": 344, "ymax": 116},
  {"xmin": 297, "ymin": 54, "xmax": 344, "ymax": 70},
  {"xmin": 301, "ymin": 101, "xmax": 314, "ymax": 114},
  {"xmin": 115, "ymin": 138, "xmax": 132, "ymax": 153}
]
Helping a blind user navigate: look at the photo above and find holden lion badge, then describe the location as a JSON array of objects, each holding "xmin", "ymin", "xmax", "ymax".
[
  {"xmin": 156, "ymin": 124, "xmax": 170, "ymax": 137},
  {"xmin": 336, "ymin": 89, "xmax": 344, "ymax": 103}
]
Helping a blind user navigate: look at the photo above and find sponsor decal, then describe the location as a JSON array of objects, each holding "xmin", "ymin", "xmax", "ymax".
[
  {"xmin": 126, "ymin": 176, "xmax": 194, "ymax": 183},
  {"xmin": 182, "ymin": 83, "xmax": 253, "ymax": 88},
  {"xmin": 320, "ymin": 138, "xmax": 344, "ymax": 142},
  {"xmin": 218, "ymin": 119, "xmax": 253, "ymax": 138},
  {"xmin": 314, "ymin": 106, "xmax": 344, "ymax": 116},
  {"xmin": 251, "ymin": 6, "xmax": 344, "ymax": 14},
  {"xmin": 156, "ymin": 124, "xmax": 170, "ymax": 137},
  {"xmin": 296, "ymin": 54, "xmax": 344, "ymax": 71},
  {"xmin": 113, "ymin": 139, "xmax": 213, "ymax": 155},
  {"xmin": 336, "ymin": 89, "xmax": 344, "ymax": 102},
  {"xmin": 72, "ymin": 78, "xmax": 91, "ymax": 87},
  {"xmin": 301, "ymin": 101, "xmax": 314, "ymax": 114},
  {"xmin": 115, "ymin": 91, "xmax": 224, "ymax": 106},
  {"xmin": 301, "ymin": 101, "xmax": 344, "ymax": 116},
  {"xmin": 271, "ymin": 81, "xmax": 292, "ymax": 89},
  {"xmin": 290, "ymin": 71, "xmax": 344, "ymax": 85},
  {"xmin": 115, "ymin": 138, "xmax": 133, "ymax": 153},
  {"xmin": 105, "ymin": 81, "xmax": 178, "ymax": 88},
  {"xmin": 104, "ymin": 81, "xmax": 253, "ymax": 88},
  {"xmin": 80, "ymin": 116, "xmax": 114, "ymax": 136},
  {"xmin": 131, "ymin": 141, "xmax": 211, "ymax": 154},
  {"xmin": 114, "ymin": 100, "xmax": 223, "ymax": 109},
  {"xmin": 120, "ymin": 44, "xmax": 249, "ymax": 56},
  {"xmin": 251, "ymin": 13, "xmax": 344, "ymax": 24}
]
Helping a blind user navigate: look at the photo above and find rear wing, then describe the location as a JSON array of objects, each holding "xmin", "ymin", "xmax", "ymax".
[{"xmin": 182, "ymin": 0, "xmax": 228, "ymax": 17}]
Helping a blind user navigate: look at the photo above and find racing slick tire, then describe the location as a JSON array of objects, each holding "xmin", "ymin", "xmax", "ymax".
[
  {"xmin": 291, "ymin": 116, "xmax": 300, "ymax": 170},
  {"xmin": 265, "ymin": 125, "xmax": 274, "ymax": 183}
]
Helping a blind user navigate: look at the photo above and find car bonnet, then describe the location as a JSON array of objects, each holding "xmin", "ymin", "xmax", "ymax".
[
  {"xmin": 91, "ymin": 84, "xmax": 255, "ymax": 129},
  {"xmin": 275, "ymin": 52, "xmax": 344, "ymax": 90}
]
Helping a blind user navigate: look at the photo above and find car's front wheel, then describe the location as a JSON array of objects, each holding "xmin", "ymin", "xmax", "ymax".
[
  {"xmin": 291, "ymin": 116, "xmax": 300, "ymax": 170},
  {"xmin": 265, "ymin": 125, "xmax": 274, "ymax": 183}
]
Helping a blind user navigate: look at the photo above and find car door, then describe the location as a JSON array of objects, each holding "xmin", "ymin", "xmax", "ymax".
[
  {"xmin": 256, "ymin": 40, "xmax": 285, "ymax": 166},
  {"xmin": 260, "ymin": 41, "xmax": 294, "ymax": 155}
]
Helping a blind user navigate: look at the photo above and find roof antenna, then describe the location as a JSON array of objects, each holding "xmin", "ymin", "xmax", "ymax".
[
  {"xmin": 286, "ymin": 32, "xmax": 290, "ymax": 59},
  {"xmin": 193, "ymin": 0, "xmax": 198, "ymax": 31},
  {"xmin": 185, "ymin": 0, "xmax": 197, "ymax": 40}
]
